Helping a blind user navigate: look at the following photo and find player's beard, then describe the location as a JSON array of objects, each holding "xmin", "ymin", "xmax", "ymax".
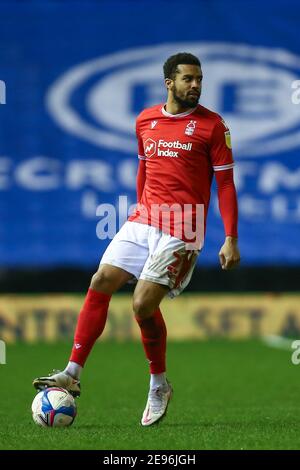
[{"xmin": 172, "ymin": 85, "xmax": 200, "ymax": 109}]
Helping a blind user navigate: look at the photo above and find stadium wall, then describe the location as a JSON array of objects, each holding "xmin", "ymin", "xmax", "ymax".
[
  {"xmin": 1, "ymin": 293, "xmax": 300, "ymax": 343},
  {"xmin": 1, "ymin": 266, "xmax": 300, "ymax": 293}
]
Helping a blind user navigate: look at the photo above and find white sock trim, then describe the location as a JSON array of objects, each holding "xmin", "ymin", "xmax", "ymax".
[
  {"xmin": 64, "ymin": 361, "xmax": 82, "ymax": 380},
  {"xmin": 150, "ymin": 372, "xmax": 167, "ymax": 390}
]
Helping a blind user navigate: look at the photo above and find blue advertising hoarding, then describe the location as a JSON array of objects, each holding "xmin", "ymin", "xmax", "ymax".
[{"xmin": 0, "ymin": 0, "xmax": 299, "ymax": 267}]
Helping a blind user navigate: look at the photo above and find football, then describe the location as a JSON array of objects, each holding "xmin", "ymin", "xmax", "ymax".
[{"xmin": 31, "ymin": 387, "xmax": 77, "ymax": 427}]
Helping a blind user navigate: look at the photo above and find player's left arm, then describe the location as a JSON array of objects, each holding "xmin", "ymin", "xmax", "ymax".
[
  {"xmin": 215, "ymin": 168, "xmax": 240, "ymax": 270},
  {"xmin": 210, "ymin": 119, "xmax": 240, "ymax": 270}
]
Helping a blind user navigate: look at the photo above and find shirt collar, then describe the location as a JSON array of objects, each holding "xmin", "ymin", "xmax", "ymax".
[{"xmin": 161, "ymin": 104, "xmax": 198, "ymax": 118}]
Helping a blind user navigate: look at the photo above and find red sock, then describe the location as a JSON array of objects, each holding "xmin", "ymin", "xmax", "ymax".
[
  {"xmin": 135, "ymin": 308, "xmax": 167, "ymax": 374},
  {"xmin": 69, "ymin": 288, "xmax": 111, "ymax": 367}
]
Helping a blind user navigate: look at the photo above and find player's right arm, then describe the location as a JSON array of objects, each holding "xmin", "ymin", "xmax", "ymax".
[
  {"xmin": 136, "ymin": 159, "xmax": 146, "ymax": 202},
  {"xmin": 136, "ymin": 118, "xmax": 146, "ymax": 202}
]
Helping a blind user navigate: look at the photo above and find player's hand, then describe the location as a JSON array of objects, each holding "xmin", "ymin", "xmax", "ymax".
[{"xmin": 219, "ymin": 237, "xmax": 240, "ymax": 270}]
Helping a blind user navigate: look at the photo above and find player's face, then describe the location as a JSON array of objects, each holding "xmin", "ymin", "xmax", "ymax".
[{"xmin": 171, "ymin": 64, "xmax": 202, "ymax": 109}]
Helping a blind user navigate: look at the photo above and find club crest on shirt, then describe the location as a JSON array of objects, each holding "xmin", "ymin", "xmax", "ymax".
[
  {"xmin": 151, "ymin": 120, "xmax": 157, "ymax": 129},
  {"xmin": 185, "ymin": 120, "xmax": 197, "ymax": 136}
]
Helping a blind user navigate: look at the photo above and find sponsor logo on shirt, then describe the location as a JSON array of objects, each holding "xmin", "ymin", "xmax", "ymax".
[
  {"xmin": 157, "ymin": 140, "xmax": 192, "ymax": 157},
  {"xmin": 144, "ymin": 139, "xmax": 193, "ymax": 158},
  {"xmin": 144, "ymin": 138, "xmax": 157, "ymax": 157}
]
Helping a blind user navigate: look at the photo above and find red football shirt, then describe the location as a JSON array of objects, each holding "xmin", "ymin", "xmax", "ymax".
[{"xmin": 128, "ymin": 103, "xmax": 234, "ymax": 247}]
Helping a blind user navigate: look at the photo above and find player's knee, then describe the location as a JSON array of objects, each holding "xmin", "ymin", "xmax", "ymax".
[
  {"xmin": 132, "ymin": 297, "xmax": 154, "ymax": 319},
  {"xmin": 90, "ymin": 269, "xmax": 113, "ymax": 293}
]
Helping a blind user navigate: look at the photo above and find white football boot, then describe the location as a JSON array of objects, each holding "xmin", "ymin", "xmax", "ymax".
[
  {"xmin": 33, "ymin": 370, "xmax": 81, "ymax": 397},
  {"xmin": 141, "ymin": 380, "xmax": 173, "ymax": 426}
]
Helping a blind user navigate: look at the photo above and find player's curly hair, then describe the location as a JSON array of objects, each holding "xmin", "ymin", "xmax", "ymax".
[{"xmin": 163, "ymin": 53, "xmax": 201, "ymax": 80}]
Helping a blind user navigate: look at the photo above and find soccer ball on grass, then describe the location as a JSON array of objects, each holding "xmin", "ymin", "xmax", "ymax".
[{"xmin": 31, "ymin": 387, "xmax": 77, "ymax": 427}]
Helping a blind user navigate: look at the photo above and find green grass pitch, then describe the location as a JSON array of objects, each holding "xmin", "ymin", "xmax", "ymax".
[{"xmin": 0, "ymin": 340, "xmax": 299, "ymax": 450}]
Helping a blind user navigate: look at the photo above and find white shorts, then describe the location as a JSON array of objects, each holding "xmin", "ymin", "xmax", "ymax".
[{"xmin": 100, "ymin": 221, "xmax": 199, "ymax": 298}]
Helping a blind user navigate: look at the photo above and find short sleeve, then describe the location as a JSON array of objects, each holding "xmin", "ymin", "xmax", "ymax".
[{"xmin": 209, "ymin": 118, "xmax": 234, "ymax": 172}]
